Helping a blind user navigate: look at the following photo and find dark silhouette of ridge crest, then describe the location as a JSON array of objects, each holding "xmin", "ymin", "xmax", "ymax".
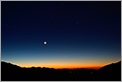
[{"xmin": 1, "ymin": 61, "xmax": 121, "ymax": 81}]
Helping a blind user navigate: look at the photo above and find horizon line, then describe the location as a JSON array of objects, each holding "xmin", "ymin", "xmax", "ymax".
[{"xmin": 0, "ymin": 61, "xmax": 108, "ymax": 70}]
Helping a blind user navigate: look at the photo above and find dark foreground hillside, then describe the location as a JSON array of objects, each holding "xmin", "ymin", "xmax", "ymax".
[{"xmin": 1, "ymin": 61, "xmax": 121, "ymax": 81}]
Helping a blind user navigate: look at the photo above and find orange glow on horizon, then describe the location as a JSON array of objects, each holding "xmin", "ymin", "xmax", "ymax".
[
  {"xmin": 8, "ymin": 60, "xmax": 120, "ymax": 70},
  {"xmin": 16, "ymin": 62, "xmax": 103, "ymax": 70}
]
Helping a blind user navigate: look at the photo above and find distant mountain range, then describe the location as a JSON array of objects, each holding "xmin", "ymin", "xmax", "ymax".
[{"xmin": 1, "ymin": 61, "xmax": 121, "ymax": 81}]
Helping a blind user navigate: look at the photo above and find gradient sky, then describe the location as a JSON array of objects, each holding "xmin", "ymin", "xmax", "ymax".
[{"xmin": 1, "ymin": 1, "xmax": 121, "ymax": 69}]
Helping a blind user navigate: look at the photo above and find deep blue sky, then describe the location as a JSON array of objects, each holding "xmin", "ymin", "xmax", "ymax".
[{"xmin": 1, "ymin": 1, "xmax": 121, "ymax": 68}]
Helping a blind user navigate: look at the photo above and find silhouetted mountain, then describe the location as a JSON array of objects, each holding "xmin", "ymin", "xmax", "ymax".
[
  {"xmin": 1, "ymin": 61, "xmax": 21, "ymax": 68},
  {"xmin": 95, "ymin": 61, "xmax": 121, "ymax": 81},
  {"xmin": 1, "ymin": 61, "xmax": 121, "ymax": 81},
  {"xmin": 100, "ymin": 61, "xmax": 121, "ymax": 70}
]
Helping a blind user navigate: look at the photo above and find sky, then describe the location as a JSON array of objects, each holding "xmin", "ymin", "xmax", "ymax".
[{"xmin": 1, "ymin": 1, "xmax": 121, "ymax": 69}]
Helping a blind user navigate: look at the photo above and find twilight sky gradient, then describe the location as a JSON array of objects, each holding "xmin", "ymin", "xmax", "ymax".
[{"xmin": 1, "ymin": 1, "xmax": 121, "ymax": 69}]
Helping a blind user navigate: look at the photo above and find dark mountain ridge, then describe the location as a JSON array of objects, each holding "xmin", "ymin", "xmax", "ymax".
[{"xmin": 1, "ymin": 61, "xmax": 121, "ymax": 81}]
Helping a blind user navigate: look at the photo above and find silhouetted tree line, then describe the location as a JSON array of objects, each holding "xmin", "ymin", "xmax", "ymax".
[{"xmin": 1, "ymin": 61, "xmax": 121, "ymax": 81}]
